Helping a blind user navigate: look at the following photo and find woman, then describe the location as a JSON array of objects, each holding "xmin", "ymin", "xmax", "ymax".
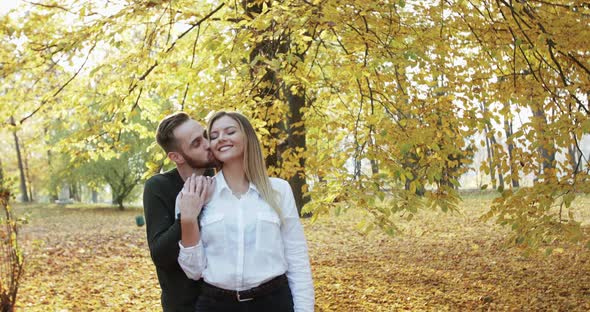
[{"xmin": 177, "ymin": 111, "xmax": 314, "ymax": 312}]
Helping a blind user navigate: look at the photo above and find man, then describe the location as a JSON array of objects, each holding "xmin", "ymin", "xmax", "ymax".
[{"xmin": 143, "ymin": 112, "xmax": 216, "ymax": 311}]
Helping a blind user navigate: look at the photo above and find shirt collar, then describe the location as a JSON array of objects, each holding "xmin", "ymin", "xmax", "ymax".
[{"xmin": 214, "ymin": 170, "xmax": 259, "ymax": 197}]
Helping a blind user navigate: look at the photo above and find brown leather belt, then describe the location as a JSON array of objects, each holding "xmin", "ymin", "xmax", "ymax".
[{"xmin": 201, "ymin": 274, "xmax": 288, "ymax": 302}]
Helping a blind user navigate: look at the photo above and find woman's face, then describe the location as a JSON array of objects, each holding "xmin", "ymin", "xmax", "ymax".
[{"xmin": 208, "ymin": 115, "xmax": 245, "ymax": 164}]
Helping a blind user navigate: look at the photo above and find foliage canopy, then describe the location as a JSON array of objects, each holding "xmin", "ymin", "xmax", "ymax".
[{"xmin": 1, "ymin": 0, "xmax": 588, "ymax": 249}]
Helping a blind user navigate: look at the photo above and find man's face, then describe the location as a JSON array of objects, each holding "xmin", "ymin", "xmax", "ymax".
[{"xmin": 171, "ymin": 119, "xmax": 216, "ymax": 169}]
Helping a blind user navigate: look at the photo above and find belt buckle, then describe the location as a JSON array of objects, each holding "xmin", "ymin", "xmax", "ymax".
[{"xmin": 236, "ymin": 291, "xmax": 254, "ymax": 302}]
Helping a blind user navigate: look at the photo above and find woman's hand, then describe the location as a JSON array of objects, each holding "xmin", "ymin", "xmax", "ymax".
[
  {"xmin": 203, "ymin": 176, "xmax": 215, "ymax": 204},
  {"xmin": 179, "ymin": 174, "xmax": 210, "ymax": 223}
]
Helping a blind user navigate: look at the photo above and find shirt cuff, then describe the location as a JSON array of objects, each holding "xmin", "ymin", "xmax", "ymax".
[{"xmin": 178, "ymin": 240, "xmax": 201, "ymax": 250}]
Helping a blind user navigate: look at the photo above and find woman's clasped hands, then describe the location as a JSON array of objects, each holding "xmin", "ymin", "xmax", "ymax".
[{"xmin": 179, "ymin": 174, "xmax": 215, "ymax": 221}]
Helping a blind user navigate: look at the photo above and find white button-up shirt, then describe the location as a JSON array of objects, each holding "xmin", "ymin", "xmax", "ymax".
[{"xmin": 178, "ymin": 171, "xmax": 315, "ymax": 312}]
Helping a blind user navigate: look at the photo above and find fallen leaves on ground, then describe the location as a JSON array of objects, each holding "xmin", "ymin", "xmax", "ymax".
[{"xmin": 13, "ymin": 196, "xmax": 590, "ymax": 311}]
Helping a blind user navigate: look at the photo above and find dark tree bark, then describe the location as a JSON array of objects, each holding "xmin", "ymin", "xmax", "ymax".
[
  {"xmin": 69, "ymin": 183, "xmax": 81, "ymax": 202},
  {"xmin": 0, "ymin": 158, "xmax": 4, "ymax": 183},
  {"xmin": 45, "ymin": 127, "xmax": 58, "ymax": 201},
  {"xmin": 503, "ymin": 108, "xmax": 520, "ymax": 188},
  {"xmin": 22, "ymin": 144, "xmax": 34, "ymax": 201},
  {"xmin": 369, "ymin": 127, "xmax": 379, "ymax": 176},
  {"xmin": 92, "ymin": 190, "xmax": 98, "ymax": 203},
  {"xmin": 532, "ymin": 108, "xmax": 556, "ymax": 174},
  {"xmin": 10, "ymin": 116, "xmax": 29, "ymax": 202},
  {"xmin": 286, "ymin": 84, "xmax": 309, "ymax": 215},
  {"xmin": 480, "ymin": 102, "xmax": 503, "ymax": 190},
  {"xmin": 245, "ymin": 0, "xmax": 287, "ymax": 170},
  {"xmin": 244, "ymin": 0, "xmax": 310, "ymax": 215},
  {"xmin": 403, "ymin": 151, "xmax": 426, "ymax": 196},
  {"xmin": 484, "ymin": 134, "xmax": 496, "ymax": 189},
  {"xmin": 488, "ymin": 134, "xmax": 504, "ymax": 190},
  {"xmin": 568, "ymin": 143, "xmax": 579, "ymax": 173}
]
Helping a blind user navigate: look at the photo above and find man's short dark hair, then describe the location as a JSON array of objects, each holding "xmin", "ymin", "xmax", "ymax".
[{"xmin": 156, "ymin": 112, "xmax": 190, "ymax": 153}]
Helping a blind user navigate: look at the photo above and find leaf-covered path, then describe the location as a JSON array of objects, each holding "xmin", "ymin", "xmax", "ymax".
[{"xmin": 15, "ymin": 195, "xmax": 590, "ymax": 311}]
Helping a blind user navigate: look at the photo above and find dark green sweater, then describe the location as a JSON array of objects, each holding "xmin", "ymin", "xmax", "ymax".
[{"xmin": 143, "ymin": 168, "xmax": 201, "ymax": 312}]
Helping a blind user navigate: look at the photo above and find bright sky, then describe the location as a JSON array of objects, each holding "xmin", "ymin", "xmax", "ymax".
[{"xmin": 0, "ymin": 0, "xmax": 22, "ymax": 14}]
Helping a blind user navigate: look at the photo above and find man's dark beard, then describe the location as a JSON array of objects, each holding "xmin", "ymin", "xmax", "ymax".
[{"xmin": 179, "ymin": 150, "xmax": 217, "ymax": 169}]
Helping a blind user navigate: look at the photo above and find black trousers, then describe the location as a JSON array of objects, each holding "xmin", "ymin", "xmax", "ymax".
[{"xmin": 194, "ymin": 282, "xmax": 294, "ymax": 312}]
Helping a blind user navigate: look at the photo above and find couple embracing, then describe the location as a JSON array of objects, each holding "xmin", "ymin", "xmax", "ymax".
[{"xmin": 143, "ymin": 111, "xmax": 314, "ymax": 312}]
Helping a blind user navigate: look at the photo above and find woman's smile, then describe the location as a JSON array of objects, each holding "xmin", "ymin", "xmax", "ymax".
[{"xmin": 217, "ymin": 144, "xmax": 233, "ymax": 152}]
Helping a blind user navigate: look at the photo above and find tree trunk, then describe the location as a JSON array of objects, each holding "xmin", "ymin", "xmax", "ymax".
[
  {"xmin": 532, "ymin": 108, "xmax": 555, "ymax": 175},
  {"xmin": 484, "ymin": 132, "xmax": 497, "ymax": 189},
  {"xmin": 111, "ymin": 187, "xmax": 125, "ymax": 210},
  {"xmin": 488, "ymin": 135, "xmax": 504, "ymax": 190},
  {"xmin": 111, "ymin": 190, "xmax": 117, "ymax": 206},
  {"xmin": 245, "ymin": 1, "xmax": 287, "ymax": 171},
  {"xmin": 480, "ymin": 102, "xmax": 501, "ymax": 190},
  {"xmin": 23, "ymin": 144, "xmax": 34, "ymax": 201},
  {"xmin": 10, "ymin": 116, "xmax": 29, "ymax": 202},
  {"xmin": 92, "ymin": 190, "xmax": 98, "ymax": 203},
  {"xmin": 46, "ymin": 128, "xmax": 58, "ymax": 201},
  {"xmin": 0, "ymin": 158, "xmax": 4, "ymax": 183},
  {"xmin": 403, "ymin": 152, "xmax": 425, "ymax": 196},
  {"xmin": 70, "ymin": 184, "xmax": 75, "ymax": 202},
  {"xmin": 354, "ymin": 158, "xmax": 362, "ymax": 180},
  {"xmin": 47, "ymin": 151, "xmax": 58, "ymax": 201},
  {"xmin": 404, "ymin": 176, "xmax": 426, "ymax": 196},
  {"xmin": 370, "ymin": 159, "xmax": 379, "ymax": 175},
  {"xmin": 568, "ymin": 132, "xmax": 579, "ymax": 173},
  {"xmin": 503, "ymin": 105, "xmax": 520, "ymax": 188},
  {"xmin": 69, "ymin": 182, "xmax": 81, "ymax": 202},
  {"xmin": 286, "ymin": 84, "xmax": 309, "ymax": 216},
  {"xmin": 568, "ymin": 144, "xmax": 578, "ymax": 173},
  {"xmin": 244, "ymin": 0, "xmax": 309, "ymax": 215},
  {"xmin": 369, "ymin": 102, "xmax": 379, "ymax": 176}
]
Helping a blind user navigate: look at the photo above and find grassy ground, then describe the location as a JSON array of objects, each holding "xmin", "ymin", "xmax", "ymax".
[{"xmin": 9, "ymin": 194, "xmax": 590, "ymax": 311}]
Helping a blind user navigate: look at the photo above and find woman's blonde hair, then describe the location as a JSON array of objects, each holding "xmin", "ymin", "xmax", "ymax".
[{"xmin": 207, "ymin": 111, "xmax": 282, "ymax": 220}]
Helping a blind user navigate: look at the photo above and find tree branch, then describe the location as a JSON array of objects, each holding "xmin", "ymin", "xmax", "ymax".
[
  {"xmin": 19, "ymin": 41, "xmax": 97, "ymax": 124},
  {"xmin": 165, "ymin": 3, "xmax": 225, "ymax": 53},
  {"xmin": 25, "ymin": 1, "xmax": 73, "ymax": 13}
]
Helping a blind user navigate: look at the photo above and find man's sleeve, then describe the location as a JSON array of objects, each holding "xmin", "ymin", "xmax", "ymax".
[{"xmin": 143, "ymin": 176, "xmax": 182, "ymax": 269}]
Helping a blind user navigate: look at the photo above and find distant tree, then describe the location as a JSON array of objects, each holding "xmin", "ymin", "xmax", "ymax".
[
  {"xmin": 8, "ymin": 117, "xmax": 28, "ymax": 203},
  {"xmin": 98, "ymin": 150, "xmax": 150, "ymax": 210}
]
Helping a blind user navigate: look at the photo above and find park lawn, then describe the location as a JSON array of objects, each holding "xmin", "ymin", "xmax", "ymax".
[{"xmin": 12, "ymin": 194, "xmax": 590, "ymax": 311}]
